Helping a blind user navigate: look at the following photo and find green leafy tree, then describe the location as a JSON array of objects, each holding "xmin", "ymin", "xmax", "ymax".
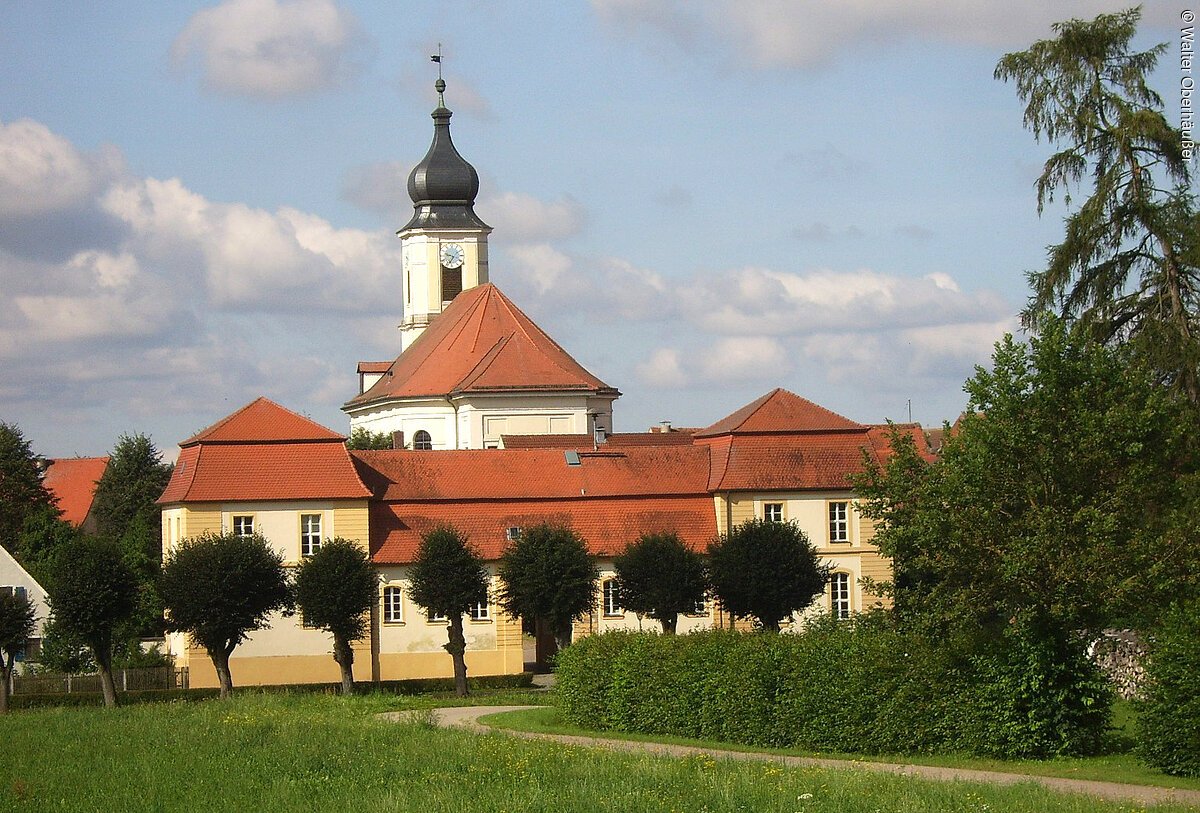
[
  {"xmin": 707, "ymin": 518, "xmax": 830, "ymax": 632},
  {"xmin": 346, "ymin": 427, "xmax": 394, "ymax": 450},
  {"xmin": 46, "ymin": 538, "xmax": 138, "ymax": 707},
  {"xmin": 0, "ymin": 422, "xmax": 55, "ymax": 560},
  {"xmin": 612, "ymin": 531, "xmax": 707, "ymax": 634},
  {"xmin": 497, "ymin": 523, "xmax": 597, "ymax": 656},
  {"xmin": 293, "ymin": 538, "xmax": 376, "ymax": 695},
  {"xmin": 996, "ymin": 7, "xmax": 1200, "ymax": 402},
  {"xmin": 0, "ymin": 589, "xmax": 36, "ymax": 714},
  {"xmin": 160, "ymin": 531, "xmax": 291, "ymax": 699},
  {"xmin": 855, "ymin": 320, "xmax": 1200, "ymax": 641},
  {"xmin": 407, "ymin": 525, "xmax": 489, "ymax": 696}
]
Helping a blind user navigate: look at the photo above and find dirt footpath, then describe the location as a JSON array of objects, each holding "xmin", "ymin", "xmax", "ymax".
[{"xmin": 389, "ymin": 705, "xmax": 1200, "ymax": 808}]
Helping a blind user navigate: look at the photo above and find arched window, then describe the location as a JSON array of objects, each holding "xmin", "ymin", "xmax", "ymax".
[
  {"xmin": 413, "ymin": 430, "xmax": 433, "ymax": 450},
  {"xmin": 830, "ymin": 572, "xmax": 851, "ymax": 620}
]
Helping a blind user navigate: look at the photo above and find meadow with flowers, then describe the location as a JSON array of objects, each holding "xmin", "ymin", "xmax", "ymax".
[{"xmin": 2, "ymin": 692, "xmax": 1196, "ymax": 813}]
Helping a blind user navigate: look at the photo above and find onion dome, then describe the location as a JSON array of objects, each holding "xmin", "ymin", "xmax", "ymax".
[{"xmin": 401, "ymin": 79, "xmax": 491, "ymax": 232}]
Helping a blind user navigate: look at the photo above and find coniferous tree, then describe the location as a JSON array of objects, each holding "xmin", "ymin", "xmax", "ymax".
[
  {"xmin": 997, "ymin": 7, "xmax": 1200, "ymax": 402},
  {"xmin": 0, "ymin": 422, "xmax": 54, "ymax": 560}
]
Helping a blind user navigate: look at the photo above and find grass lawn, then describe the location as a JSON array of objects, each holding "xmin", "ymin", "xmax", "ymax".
[
  {"xmin": 480, "ymin": 703, "xmax": 1200, "ymax": 793},
  {"xmin": 2, "ymin": 691, "xmax": 1197, "ymax": 812}
]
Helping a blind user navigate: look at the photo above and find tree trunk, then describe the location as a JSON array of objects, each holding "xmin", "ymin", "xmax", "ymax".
[
  {"xmin": 553, "ymin": 621, "xmax": 572, "ymax": 655},
  {"xmin": 211, "ymin": 647, "xmax": 234, "ymax": 700},
  {"xmin": 0, "ymin": 654, "xmax": 11, "ymax": 714},
  {"xmin": 659, "ymin": 614, "xmax": 678, "ymax": 635},
  {"xmin": 332, "ymin": 635, "xmax": 355, "ymax": 696},
  {"xmin": 761, "ymin": 618, "xmax": 781, "ymax": 633},
  {"xmin": 444, "ymin": 616, "xmax": 469, "ymax": 697},
  {"xmin": 94, "ymin": 649, "xmax": 118, "ymax": 708}
]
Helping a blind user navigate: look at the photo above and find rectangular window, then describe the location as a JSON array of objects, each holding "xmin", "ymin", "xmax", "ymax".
[
  {"xmin": 382, "ymin": 586, "xmax": 403, "ymax": 624},
  {"xmin": 829, "ymin": 501, "xmax": 849, "ymax": 543},
  {"xmin": 602, "ymin": 580, "xmax": 623, "ymax": 617},
  {"xmin": 232, "ymin": 515, "xmax": 254, "ymax": 537},
  {"xmin": 505, "ymin": 526, "xmax": 521, "ymax": 541},
  {"xmin": 764, "ymin": 502, "xmax": 784, "ymax": 522},
  {"xmin": 685, "ymin": 597, "xmax": 707, "ymax": 617},
  {"xmin": 469, "ymin": 602, "xmax": 490, "ymax": 621},
  {"xmin": 427, "ymin": 609, "xmax": 448, "ymax": 623},
  {"xmin": 831, "ymin": 572, "xmax": 851, "ymax": 619},
  {"xmin": 300, "ymin": 514, "xmax": 322, "ymax": 557}
]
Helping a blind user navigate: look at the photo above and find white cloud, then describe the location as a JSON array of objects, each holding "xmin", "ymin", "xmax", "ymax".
[
  {"xmin": 172, "ymin": 0, "xmax": 363, "ymax": 97},
  {"xmin": 635, "ymin": 348, "xmax": 690, "ymax": 389},
  {"xmin": 481, "ymin": 192, "xmax": 586, "ymax": 241},
  {"xmin": 0, "ymin": 119, "xmax": 122, "ymax": 217},
  {"xmin": 701, "ymin": 336, "xmax": 790, "ymax": 382},
  {"xmin": 592, "ymin": 0, "xmax": 1142, "ymax": 68}
]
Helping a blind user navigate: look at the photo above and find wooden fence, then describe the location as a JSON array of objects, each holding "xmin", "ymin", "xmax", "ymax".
[{"xmin": 12, "ymin": 667, "xmax": 189, "ymax": 695}]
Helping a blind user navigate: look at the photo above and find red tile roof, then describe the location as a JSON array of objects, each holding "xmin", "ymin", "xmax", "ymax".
[
  {"xmin": 351, "ymin": 446, "xmax": 712, "ymax": 501},
  {"xmin": 369, "ymin": 495, "xmax": 717, "ymax": 564},
  {"xmin": 696, "ymin": 388, "xmax": 864, "ymax": 437},
  {"xmin": 182, "ymin": 397, "xmax": 344, "ymax": 445},
  {"xmin": 867, "ymin": 424, "xmax": 939, "ymax": 463},
  {"xmin": 500, "ymin": 432, "xmax": 696, "ymax": 450},
  {"xmin": 43, "ymin": 457, "xmax": 108, "ymax": 527},
  {"xmin": 159, "ymin": 443, "xmax": 371, "ymax": 503},
  {"xmin": 343, "ymin": 284, "xmax": 618, "ymax": 409},
  {"xmin": 704, "ymin": 433, "xmax": 880, "ymax": 492},
  {"xmin": 159, "ymin": 398, "xmax": 369, "ymax": 504}
]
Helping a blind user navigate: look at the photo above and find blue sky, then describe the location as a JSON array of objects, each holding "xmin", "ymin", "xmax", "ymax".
[{"xmin": 0, "ymin": 1, "xmax": 1184, "ymax": 458}]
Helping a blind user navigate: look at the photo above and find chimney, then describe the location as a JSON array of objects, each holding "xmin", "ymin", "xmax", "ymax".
[
  {"xmin": 391, "ymin": 431, "xmax": 405, "ymax": 450},
  {"xmin": 659, "ymin": 420, "xmax": 672, "ymax": 433}
]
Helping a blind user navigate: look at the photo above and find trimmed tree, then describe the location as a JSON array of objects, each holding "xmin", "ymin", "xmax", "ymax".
[
  {"xmin": 613, "ymin": 531, "xmax": 707, "ymax": 634},
  {"xmin": 293, "ymin": 538, "xmax": 376, "ymax": 695},
  {"xmin": 46, "ymin": 537, "xmax": 138, "ymax": 707},
  {"xmin": 497, "ymin": 523, "xmax": 597, "ymax": 658},
  {"xmin": 707, "ymin": 518, "xmax": 830, "ymax": 632},
  {"xmin": 160, "ymin": 531, "xmax": 291, "ymax": 699},
  {"xmin": 0, "ymin": 589, "xmax": 36, "ymax": 714},
  {"xmin": 407, "ymin": 525, "xmax": 489, "ymax": 697}
]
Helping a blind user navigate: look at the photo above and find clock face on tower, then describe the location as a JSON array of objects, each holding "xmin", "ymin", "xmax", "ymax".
[{"xmin": 439, "ymin": 243, "xmax": 465, "ymax": 269}]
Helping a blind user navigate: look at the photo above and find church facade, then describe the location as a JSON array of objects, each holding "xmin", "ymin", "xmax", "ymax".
[{"xmin": 156, "ymin": 80, "xmax": 930, "ymax": 689}]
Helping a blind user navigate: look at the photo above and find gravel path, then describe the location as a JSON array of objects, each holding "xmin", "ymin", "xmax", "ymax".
[{"xmin": 382, "ymin": 705, "xmax": 1200, "ymax": 808}]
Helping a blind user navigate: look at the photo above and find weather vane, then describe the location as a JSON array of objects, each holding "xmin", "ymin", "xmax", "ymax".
[{"xmin": 430, "ymin": 43, "xmax": 445, "ymax": 105}]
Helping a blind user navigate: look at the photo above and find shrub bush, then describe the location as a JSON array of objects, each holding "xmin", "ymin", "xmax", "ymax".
[
  {"xmin": 557, "ymin": 618, "xmax": 1111, "ymax": 759},
  {"xmin": 1136, "ymin": 602, "xmax": 1200, "ymax": 776}
]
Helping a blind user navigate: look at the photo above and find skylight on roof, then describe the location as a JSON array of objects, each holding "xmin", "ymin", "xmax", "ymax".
[{"xmin": 565, "ymin": 451, "xmax": 581, "ymax": 466}]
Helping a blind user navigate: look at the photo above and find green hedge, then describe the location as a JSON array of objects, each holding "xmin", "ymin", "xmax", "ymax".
[
  {"xmin": 556, "ymin": 617, "xmax": 1110, "ymax": 759},
  {"xmin": 8, "ymin": 672, "xmax": 534, "ymax": 710},
  {"xmin": 1136, "ymin": 603, "xmax": 1200, "ymax": 776}
]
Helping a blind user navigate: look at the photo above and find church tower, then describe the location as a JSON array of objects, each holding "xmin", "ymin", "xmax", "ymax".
[{"xmin": 398, "ymin": 78, "xmax": 491, "ymax": 351}]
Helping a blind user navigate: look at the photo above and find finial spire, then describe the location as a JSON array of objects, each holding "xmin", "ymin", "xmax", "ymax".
[{"xmin": 430, "ymin": 44, "xmax": 445, "ymax": 107}]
